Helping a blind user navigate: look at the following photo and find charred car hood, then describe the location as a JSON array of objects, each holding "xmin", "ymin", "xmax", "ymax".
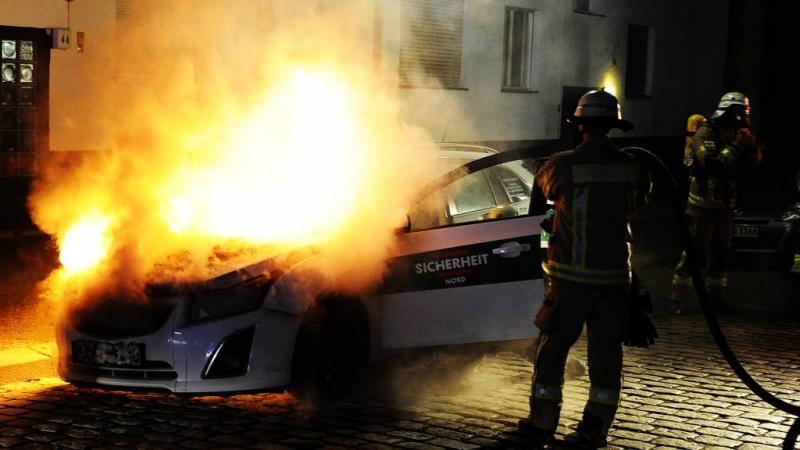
[{"xmin": 70, "ymin": 247, "xmax": 316, "ymax": 338}]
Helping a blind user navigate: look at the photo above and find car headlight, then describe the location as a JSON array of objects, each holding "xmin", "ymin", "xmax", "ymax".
[{"xmin": 189, "ymin": 274, "xmax": 276, "ymax": 322}]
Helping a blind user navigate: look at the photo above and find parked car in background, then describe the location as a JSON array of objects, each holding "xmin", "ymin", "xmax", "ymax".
[
  {"xmin": 731, "ymin": 180, "xmax": 800, "ymax": 271},
  {"xmin": 732, "ymin": 203, "xmax": 800, "ymax": 271},
  {"xmin": 56, "ymin": 144, "xmax": 551, "ymax": 397}
]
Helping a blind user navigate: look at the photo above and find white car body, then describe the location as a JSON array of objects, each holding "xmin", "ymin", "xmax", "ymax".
[{"xmin": 56, "ymin": 144, "xmax": 549, "ymax": 393}]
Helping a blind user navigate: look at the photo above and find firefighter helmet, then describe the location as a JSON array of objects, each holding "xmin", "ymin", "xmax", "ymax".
[
  {"xmin": 686, "ymin": 114, "xmax": 706, "ymax": 136},
  {"xmin": 570, "ymin": 89, "xmax": 634, "ymax": 131},
  {"xmin": 710, "ymin": 91, "xmax": 750, "ymax": 128}
]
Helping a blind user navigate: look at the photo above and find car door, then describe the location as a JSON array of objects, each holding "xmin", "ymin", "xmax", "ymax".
[{"xmin": 376, "ymin": 148, "xmax": 549, "ymax": 349}]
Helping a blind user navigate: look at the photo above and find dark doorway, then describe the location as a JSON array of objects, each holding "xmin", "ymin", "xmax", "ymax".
[
  {"xmin": 1, "ymin": 26, "xmax": 50, "ymax": 231},
  {"xmin": 559, "ymin": 86, "xmax": 596, "ymax": 151},
  {"xmin": 1, "ymin": 26, "xmax": 50, "ymax": 177}
]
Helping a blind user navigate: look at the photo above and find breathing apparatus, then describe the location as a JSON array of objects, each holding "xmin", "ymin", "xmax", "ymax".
[{"xmin": 684, "ymin": 114, "xmax": 707, "ymax": 167}]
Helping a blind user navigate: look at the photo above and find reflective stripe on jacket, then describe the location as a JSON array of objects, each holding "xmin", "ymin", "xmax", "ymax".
[{"xmin": 536, "ymin": 137, "xmax": 651, "ymax": 285}]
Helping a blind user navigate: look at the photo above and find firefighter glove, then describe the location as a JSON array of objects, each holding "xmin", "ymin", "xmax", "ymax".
[
  {"xmin": 540, "ymin": 215, "xmax": 554, "ymax": 234},
  {"xmin": 624, "ymin": 273, "xmax": 659, "ymax": 348}
]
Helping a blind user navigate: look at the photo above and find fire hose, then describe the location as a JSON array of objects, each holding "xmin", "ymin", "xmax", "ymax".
[{"xmin": 623, "ymin": 146, "xmax": 800, "ymax": 450}]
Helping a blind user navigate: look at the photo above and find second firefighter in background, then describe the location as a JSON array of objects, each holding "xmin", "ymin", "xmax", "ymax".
[{"xmin": 671, "ymin": 92, "xmax": 762, "ymax": 313}]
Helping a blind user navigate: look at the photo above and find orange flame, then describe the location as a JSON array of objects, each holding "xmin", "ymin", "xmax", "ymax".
[
  {"xmin": 159, "ymin": 68, "xmax": 365, "ymax": 244},
  {"xmin": 58, "ymin": 215, "xmax": 113, "ymax": 275},
  {"xmin": 32, "ymin": 2, "xmax": 439, "ymax": 306}
]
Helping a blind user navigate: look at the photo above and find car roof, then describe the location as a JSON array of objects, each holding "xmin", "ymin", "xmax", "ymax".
[
  {"xmin": 435, "ymin": 144, "xmax": 500, "ymax": 172},
  {"xmin": 437, "ymin": 143, "xmax": 499, "ymax": 157}
]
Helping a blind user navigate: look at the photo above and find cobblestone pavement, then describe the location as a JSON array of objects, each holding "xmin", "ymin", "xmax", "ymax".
[
  {"xmin": 0, "ymin": 236, "xmax": 57, "ymax": 352},
  {"xmin": 1, "ymin": 312, "xmax": 799, "ymax": 449}
]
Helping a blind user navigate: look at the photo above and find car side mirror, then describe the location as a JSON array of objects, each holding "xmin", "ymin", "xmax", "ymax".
[{"xmin": 395, "ymin": 214, "xmax": 411, "ymax": 235}]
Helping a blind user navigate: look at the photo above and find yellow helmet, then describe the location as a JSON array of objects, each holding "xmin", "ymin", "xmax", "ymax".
[{"xmin": 686, "ymin": 114, "xmax": 706, "ymax": 136}]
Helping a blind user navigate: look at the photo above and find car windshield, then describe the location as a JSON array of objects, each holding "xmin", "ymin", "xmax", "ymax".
[{"xmin": 737, "ymin": 179, "xmax": 799, "ymax": 213}]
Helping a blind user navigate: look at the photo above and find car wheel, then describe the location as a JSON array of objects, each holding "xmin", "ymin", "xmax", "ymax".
[{"xmin": 290, "ymin": 293, "xmax": 369, "ymax": 404}]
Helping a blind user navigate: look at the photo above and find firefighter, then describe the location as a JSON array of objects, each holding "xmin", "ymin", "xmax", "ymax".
[
  {"xmin": 518, "ymin": 89, "xmax": 651, "ymax": 448},
  {"xmin": 671, "ymin": 92, "xmax": 762, "ymax": 314}
]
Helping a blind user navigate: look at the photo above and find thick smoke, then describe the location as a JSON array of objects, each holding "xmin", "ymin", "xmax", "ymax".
[{"xmin": 30, "ymin": 0, "xmax": 439, "ymax": 307}]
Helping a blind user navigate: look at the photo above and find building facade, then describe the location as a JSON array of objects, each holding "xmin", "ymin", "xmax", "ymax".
[
  {"xmin": 1, "ymin": 0, "xmax": 729, "ymax": 227},
  {"xmin": 380, "ymin": 0, "xmax": 728, "ymax": 148}
]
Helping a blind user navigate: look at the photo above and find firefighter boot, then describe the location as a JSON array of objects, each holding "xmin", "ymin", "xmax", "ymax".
[
  {"xmin": 564, "ymin": 412, "xmax": 608, "ymax": 449},
  {"xmin": 670, "ymin": 278, "xmax": 691, "ymax": 315},
  {"xmin": 792, "ymin": 253, "xmax": 800, "ymax": 276},
  {"xmin": 520, "ymin": 382, "xmax": 561, "ymax": 447},
  {"xmin": 670, "ymin": 254, "xmax": 693, "ymax": 314},
  {"xmin": 516, "ymin": 418, "xmax": 554, "ymax": 448}
]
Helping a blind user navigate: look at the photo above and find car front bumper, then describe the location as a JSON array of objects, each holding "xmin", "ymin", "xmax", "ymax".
[
  {"xmin": 732, "ymin": 218, "xmax": 798, "ymax": 270},
  {"xmin": 56, "ymin": 305, "xmax": 300, "ymax": 393}
]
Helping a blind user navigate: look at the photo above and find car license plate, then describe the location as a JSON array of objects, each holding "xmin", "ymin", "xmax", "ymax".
[
  {"xmin": 72, "ymin": 340, "xmax": 145, "ymax": 367},
  {"xmin": 734, "ymin": 225, "xmax": 759, "ymax": 238}
]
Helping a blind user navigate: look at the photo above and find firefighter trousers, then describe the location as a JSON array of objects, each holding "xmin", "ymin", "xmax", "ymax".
[
  {"xmin": 529, "ymin": 279, "xmax": 629, "ymax": 436},
  {"xmin": 671, "ymin": 207, "xmax": 733, "ymax": 309}
]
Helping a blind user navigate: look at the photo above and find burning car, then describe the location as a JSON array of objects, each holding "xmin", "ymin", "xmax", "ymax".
[{"xmin": 55, "ymin": 144, "xmax": 550, "ymax": 395}]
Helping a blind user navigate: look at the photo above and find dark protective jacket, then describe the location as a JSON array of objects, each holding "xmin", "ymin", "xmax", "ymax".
[
  {"xmin": 687, "ymin": 124, "xmax": 761, "ymax": 210},
  {"xmin": 535, "ymin": 136, "xmax": 651, "ymax": 285}
]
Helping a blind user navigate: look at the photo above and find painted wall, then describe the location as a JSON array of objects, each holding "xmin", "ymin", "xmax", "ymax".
[
  {"xmin": 381, "ymin": 0, "xmax": 729, "ymax": 143},
  {"xmin": 1, "ymin": 0, "xmax": 117, "ymax": 151}
]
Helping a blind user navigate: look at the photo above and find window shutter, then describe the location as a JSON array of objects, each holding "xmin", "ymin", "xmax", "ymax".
[
  {"xmin": 399, "ymin": 0, "xmax": 464, "ymax": 89},
  {"xmin": 574, "ymin": 0, "xmax": 590, "ymax": 13}
]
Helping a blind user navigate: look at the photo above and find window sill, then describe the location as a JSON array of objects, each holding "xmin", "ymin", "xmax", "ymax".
[
  {"xmin": 501, "ymin": 87, "xmax": 539, "ymax": 94},
  {"xmin": 573, "ymin": 9, "xmax": 605, "ymax": 17},
  {"xmin": 399, "ymin": 85, "xmax": 469, "ymax": 91}
]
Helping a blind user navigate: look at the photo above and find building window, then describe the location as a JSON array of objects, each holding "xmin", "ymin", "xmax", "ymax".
[
  {"xmin": 399, "ymin": 0, "xmax": 465, "ymax": 89},
  {"xmin": 574, "ymin": 0, "xmax": 590, "ymax": 13},
  {"xmin": 502, "ymin": 7, "xmax": 536, "ymax": 92},
  {"xmin": 573, "ymin": 0, "xmax": 603, "ymax": 16},
  {"xmin": 624, "ymin": 24, "xmax": 655, "ymax": 98}
]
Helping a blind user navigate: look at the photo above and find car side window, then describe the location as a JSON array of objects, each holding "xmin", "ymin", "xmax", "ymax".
[
  {"xmin": 450, "ymin": 172, "xmax": 497, "ymax": 215},
  {"xmin": 408, "ymin": 159, "xmax": 535, "ymax": 232}
]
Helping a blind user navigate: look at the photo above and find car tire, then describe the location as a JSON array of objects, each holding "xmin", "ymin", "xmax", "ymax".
[{"xmin": 290, "ymin": 293, "xmax": 369, "ymax": 405}]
